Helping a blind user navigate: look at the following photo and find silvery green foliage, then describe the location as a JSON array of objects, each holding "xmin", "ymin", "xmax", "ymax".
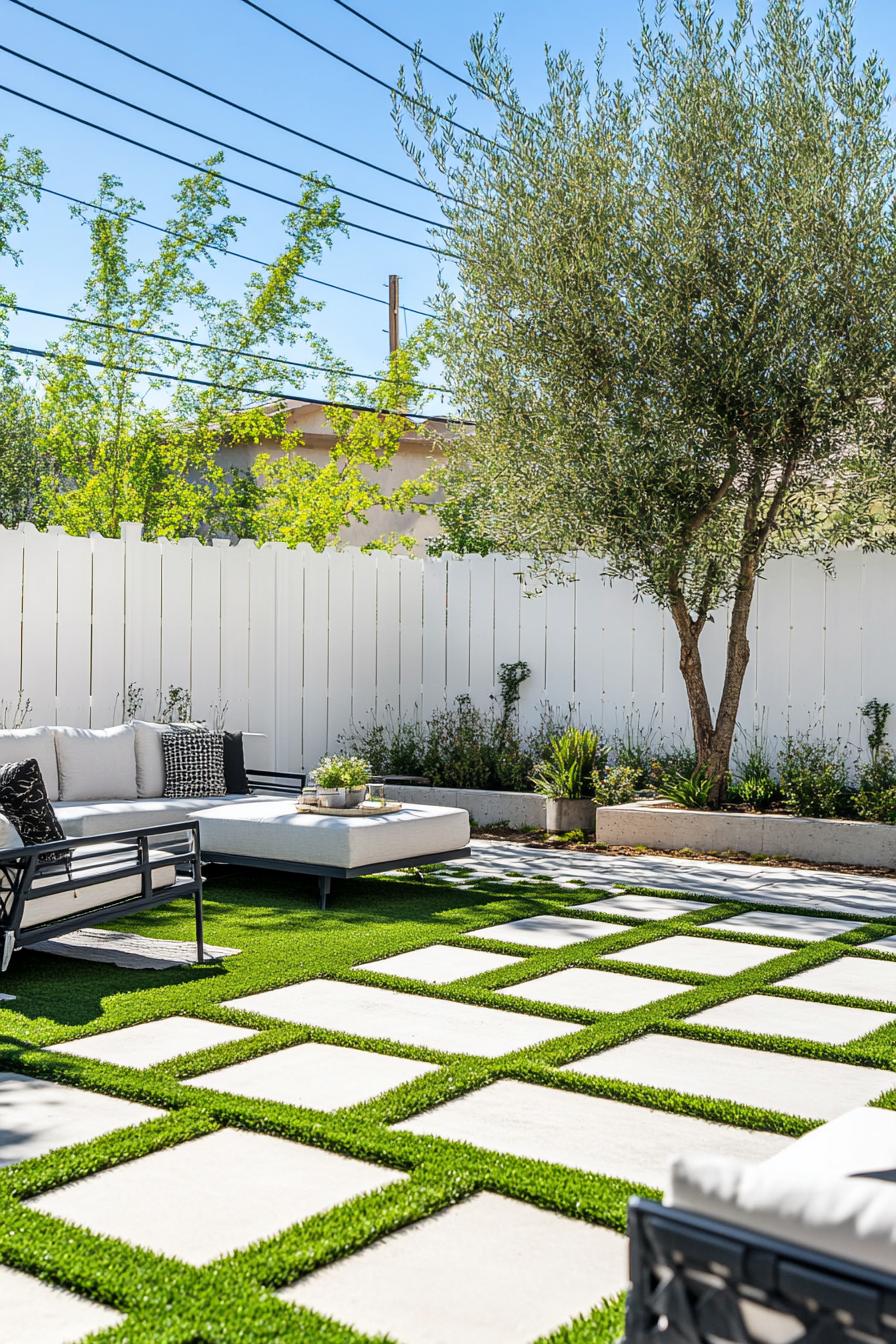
[{"xmin": 395, "ymin": 0, "xmax": 896, "ymax": 785}]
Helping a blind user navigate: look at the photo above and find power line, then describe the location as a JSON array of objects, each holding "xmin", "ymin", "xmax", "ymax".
[
  {"xmin": 7, "ymin": 343, "xmax": 470, "ymax": 424},
  {"xmin": 10, "ymin": 303, "xmax": 451, "ymax": 394},
  {"xmin": 324, "ymin": 0, "xmax": 540, "ymax": 129},
  {"xmin": 0, "ymin": 170, "xmax": 438, "ymax": 319},
  {"xmin": 0, "ymin": 38, "xmax": 447, "ymax": 230},
  {"xmin": 326, "ymin": 0, "xmax": 479, "ymax": 93},
  {"xmin": 0, "ymin": 81, "xmax": 451, "ymax": 255},
  {"xmin": 5, "ymin": 0, "xmax": 463, "ymax": 207},
  {"xmin": 236, "ymin": 0, "xmax": 505, "ymax": 151}
]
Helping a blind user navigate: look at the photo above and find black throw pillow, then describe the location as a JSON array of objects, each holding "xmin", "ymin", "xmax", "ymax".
[
  {"xmin": 0, "ymin": 758, "xmax": 70, "ymax": 864},
  {"xmin": 223, "ymin": 731, "xmax": 250, "ymax": 794}
]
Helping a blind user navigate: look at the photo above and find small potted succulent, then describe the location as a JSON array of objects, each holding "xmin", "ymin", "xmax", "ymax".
[{"xmin": 311, "ymin": 755, "xmax": 372, "ymax": 809}]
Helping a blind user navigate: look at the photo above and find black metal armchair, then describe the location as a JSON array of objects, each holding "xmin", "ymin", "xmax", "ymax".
[{"xmin": 0, "ymin": 820, "xmax": 205, "ymax": 973}]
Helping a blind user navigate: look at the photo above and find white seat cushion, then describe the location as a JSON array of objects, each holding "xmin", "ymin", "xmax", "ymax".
[
  {"xmin": 756, "ymin": 1106, "xmax": 896, "ymax": 1183},
  {"xmin": 53, "ymin": 725, "xmax": 138, "ymax": 801},
  {"xmin": 0, "ymin": 728, "xmax": 60, "ymax": 800},
  {"xmin": 670, "ymin": 1150, "xmax": 896, "ymax": 1277},
  {"xmin": 19, "ymin": 844, "xmax": 178, "ymax": 930},
  {"xmin": 195, "ymin": 800, "xmax": 470, "ymax": 870},
  {"xmin": 55, "ymin": 796, "xmax": 262, "ymax": 839}
]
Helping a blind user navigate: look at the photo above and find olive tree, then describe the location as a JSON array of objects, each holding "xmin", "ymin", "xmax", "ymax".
[{"xmin": 396, "ymin": 0, "xmax": 896, "ymax": 798}]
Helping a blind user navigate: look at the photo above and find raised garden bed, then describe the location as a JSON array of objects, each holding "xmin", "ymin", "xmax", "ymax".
[
  {"xmin": 596, "ymin": 798, "xmax": 896, "ymax": 869},
  {"xmin": 384, "ymin": 783, "xmax": 548, "ymax": 829}
]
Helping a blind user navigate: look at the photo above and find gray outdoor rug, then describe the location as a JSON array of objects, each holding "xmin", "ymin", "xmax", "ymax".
[{"xmin": 31, "ymin": 928, "xmax": 240, "ymax": 971}]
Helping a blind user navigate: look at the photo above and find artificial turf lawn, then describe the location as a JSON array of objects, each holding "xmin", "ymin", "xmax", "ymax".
[{"xmin": 1, "ymin": 864, "xmax": 896, "ymax": 1343}]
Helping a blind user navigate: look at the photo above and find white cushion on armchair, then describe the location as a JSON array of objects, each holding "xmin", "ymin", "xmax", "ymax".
[{"xmin": 670, "ymin": 1106, "xmax": 896, "ymax": 1277}]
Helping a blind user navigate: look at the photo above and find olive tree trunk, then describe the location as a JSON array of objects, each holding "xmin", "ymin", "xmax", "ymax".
[{"xmin": 668, "ymin": 555, "xmax": 758, "ymax": 806}]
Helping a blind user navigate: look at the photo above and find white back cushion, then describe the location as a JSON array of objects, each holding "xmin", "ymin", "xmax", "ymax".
[
  {"xmin": 131, "ymin": 721, "xmax": 169, "ymax": 797},
  {"xmin": 54, "ymin": 725, "xmax": 138, "ymax": 801},
  {"xmin": 0, "ymin": 727, "xmax": 60, "ymax": 800}
]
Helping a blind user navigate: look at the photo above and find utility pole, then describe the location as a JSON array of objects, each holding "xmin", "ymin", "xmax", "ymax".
[{"xmin": 388, "ymin": 274, "xmax": 400, "ymax": 354}]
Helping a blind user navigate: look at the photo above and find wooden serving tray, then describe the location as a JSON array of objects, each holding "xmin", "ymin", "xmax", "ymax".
[{"xmin": 295, "ymin": 800, "xmax": 403, "ymax": 817}]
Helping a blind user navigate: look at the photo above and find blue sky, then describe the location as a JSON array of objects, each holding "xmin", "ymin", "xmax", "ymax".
[{"xmin": 2, "ymin": 0, "xmax": 896, "ymax": 417}]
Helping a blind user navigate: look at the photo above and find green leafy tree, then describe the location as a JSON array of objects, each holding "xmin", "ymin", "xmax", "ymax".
[
  {"xmin": 35, "ymin": 157, "xmax": 343, "ymax": 539},
  {"xmin": 396, "ymin": 0, "xmax": 896, "ymax": 800},
  {"xmin": 251, "ymin": 329, "xmax": 440, "ymax": 552},
  {"xmin": 0, "ymin": 134, "xmax": 46, "ymax": 525}
]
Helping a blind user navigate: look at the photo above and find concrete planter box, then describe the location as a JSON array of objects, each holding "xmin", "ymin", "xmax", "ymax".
[
  {"xmin": 384, "ymin": 784, "xmax": 546, "ymax": 830},
  {"xmin": 544, "ymin": 797, "xmax": 596, "ymax": 835},
  {"xmin": 596, "ymin": 798, "xmax": 896, "ymax": 869}
]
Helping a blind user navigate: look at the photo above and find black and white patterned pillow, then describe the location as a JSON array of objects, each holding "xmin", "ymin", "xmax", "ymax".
[
  {"xmin": 0, "ymin": 758, "xmax": 70, "ymax": 864},
  {"xmin": 162, "ymin": 731, "xmax": 227, "ymax": 798}
]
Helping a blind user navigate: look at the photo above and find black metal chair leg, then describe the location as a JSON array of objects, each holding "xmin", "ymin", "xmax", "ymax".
[
  {"xmin": 318, "ymin": 876, "xmax": 331, "ymax": 910},
  {"xmin": 194, "ymin": 890, "xmax": 205, "ymax": 963}
]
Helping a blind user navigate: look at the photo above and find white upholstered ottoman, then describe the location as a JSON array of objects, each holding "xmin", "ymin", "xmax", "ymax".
[{"xmin": 193, "ymin": 799, "xmax": 471, "ymax": 907}]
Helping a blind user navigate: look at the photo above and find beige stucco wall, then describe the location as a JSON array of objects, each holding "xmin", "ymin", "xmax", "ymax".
[{"xmin": 218, "ymin": 402, "xmax": 448, "ymax": 551}]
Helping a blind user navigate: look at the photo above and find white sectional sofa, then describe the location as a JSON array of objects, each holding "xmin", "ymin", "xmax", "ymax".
[
  {"xmin": 626, "ymin": 1106, "xmax": 896, "ymax": 1344},
  {"xmin": 0, "ymin": 724, "xmax": 470, "ymax": 957},
  {"xmin": 0, "ymin": 722, "xmax": 280, "ymax": 972},
  {"xmin": 0, "ymin": 723, "xmax": 275, "ymax": 844}
]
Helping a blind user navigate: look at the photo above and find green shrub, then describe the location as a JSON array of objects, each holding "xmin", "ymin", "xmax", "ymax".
[
  {"xmin": 612, "ymin": 712, "xmax": 659, "ymax": 788},
  {"xmin": 855, "ymin": 698, "xmax": 896, "ymax": 823},
  {"xmin": 531, "ymin": 727, "xmax": 608, "ymax": 799},
  {"xmin": 593, "ymin": 763, "xmax": 639, "ymax": 806},
  {"xmin": 856, "ymin": 784, "xmax": 896, "ymax": 825},
  {"xmin": 729, "ymin": 726, "xmax": 778, "ymax": 810},
  {"xmin": 779, "ymin": 734, "xmax": 852, "ymax": 818},
  {"xmin": 660, "ymin": 763, "xmax": 717, "ymax": 808},
  {"xmin": 648, "ymin": 742, "xmax": 697, "ymax": 787},
  {"xmin": 732, "ymin": 773, "xmax": 778, "ymax": 810}
]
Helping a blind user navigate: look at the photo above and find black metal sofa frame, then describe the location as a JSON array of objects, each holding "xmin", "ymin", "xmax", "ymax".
[
  {"xmin": 201, "ymin": 845, "xmax": 474, "ymax": 909},
  {"xmin": 0, "ymin": 820, "xmax": 205, "ymax": 973},
  {"xmin": 626, "ymin": 1196, "xmax": 896, "ymax": 1344}
]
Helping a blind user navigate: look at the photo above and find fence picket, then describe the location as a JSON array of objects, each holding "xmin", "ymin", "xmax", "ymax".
[{"xmin": 2, "ymin": 524, "xmax": 889, "ymax": 767}]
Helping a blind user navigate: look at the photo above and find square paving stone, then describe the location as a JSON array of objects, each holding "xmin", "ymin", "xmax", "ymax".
[
  {"xmin": 709, "ymin": 911, "xmax": 864, "ymax": 941},
  {"xmin": 466, "ymin": 914, "xmax": 631, "ymax": 950},
  {"xmin": 0, "ymin": 1263, "xmax": 122, "ymax": 1344},
  {"xmin": 46, "ymin": 1016, "xmax": 256, "ymax": 1069},
  {"xmin": 685, "ymin": 993, "xmax": 895, "ymax": 1044},
  {"xmin": 497, "ymin": 967, "xmax": 692, "ymax": 1013},
  {"xmin": 0, "ymin": 1072, "xmax": 162, "ymax": 1166},
  {"xmin": 777, "ymin": 956, "xmax": 896, "ymax": 1004},
  {"xmin": 28, "ymin": 1127, "xmax": 405, "ymax": 1265},
  {"xmin": 394, "ymin": 1080, "xmax": 790, "ymax": 1189},
  {"xmin": 864, "ymin": 935, "xmax": 896, "ymax": 955},
  {"xmin": 223, "ymin": 980, "xmax": 579, "ymax": 1056},
  {"xmin": 357, "ymin": 944, "xmax": 521, "ymax": 984},
  {"xmin": 604, "ymin": 934, "xmax": 790, "ymax": 976},
  {"xmin": 574, "ymin": 893, "xmax": 712, "ymax": 921},
  {"xmin": 184, "ymin": 1041, "xmax": 438, "ymax": 1110},
  {"xmin": 562, "ymin": 1034, "xmax": 891, "ymax": 1119},
  {"xmin": 282, "ymin": 1190, "xmax": 628, "ymax": 1344}
]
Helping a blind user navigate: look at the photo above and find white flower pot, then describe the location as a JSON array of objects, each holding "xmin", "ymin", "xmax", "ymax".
[{"xmin": 316, "ymin": 787, "xmax": 348, "ymax": 809}]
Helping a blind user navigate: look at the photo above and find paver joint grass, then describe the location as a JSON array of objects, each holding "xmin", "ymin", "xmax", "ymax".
[{"xmin": 0, "ymin": 865, "xmax": 895, "ymax": 1342}]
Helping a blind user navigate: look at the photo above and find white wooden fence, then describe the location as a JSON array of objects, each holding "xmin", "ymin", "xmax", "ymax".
[{"xmin": 0, "ymin": 522, "xmax": 890, "ymax": 770}]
